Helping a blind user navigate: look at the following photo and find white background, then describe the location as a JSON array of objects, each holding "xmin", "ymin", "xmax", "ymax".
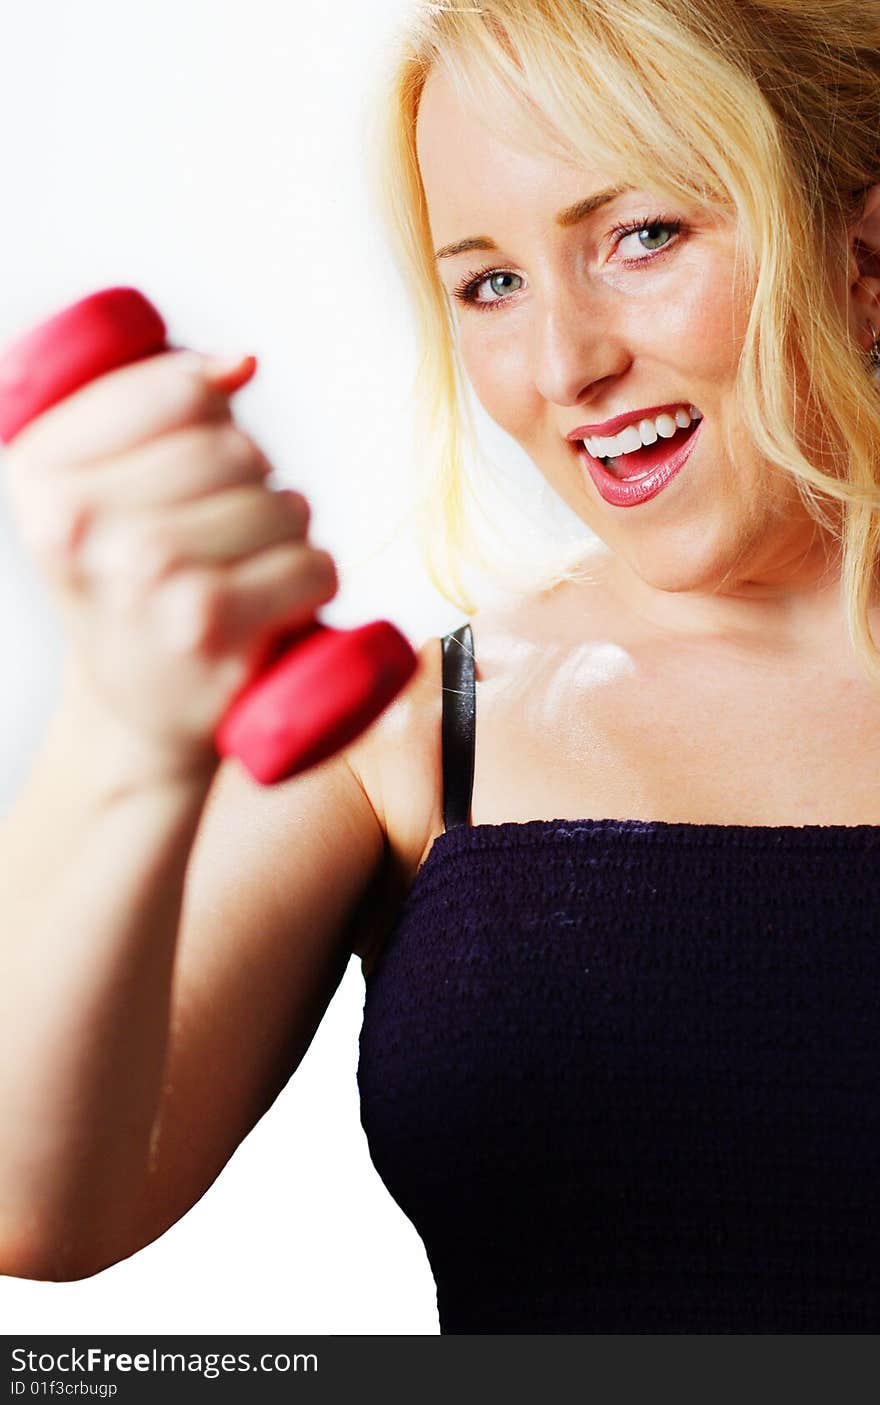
[{"xmin": 0, "ymin": 0, "xmax": 468, "ymax": 1337}]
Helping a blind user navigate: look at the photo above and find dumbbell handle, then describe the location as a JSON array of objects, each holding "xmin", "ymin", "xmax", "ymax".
[{"xmin": 0, "ymin": 287, "xmax": 418, "ymax": 784}]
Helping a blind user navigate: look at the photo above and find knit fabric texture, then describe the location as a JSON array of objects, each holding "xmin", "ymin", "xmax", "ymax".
[{"xmin": 356, "ymin": 628, "xmax": 880, "ymax": 1333}]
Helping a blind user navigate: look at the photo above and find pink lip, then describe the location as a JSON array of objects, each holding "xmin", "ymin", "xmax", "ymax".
[
  {"xmin": 566, "ymin": 402, "xmax": 693, "ymax": 439},
  {"xmin": 577, "ymin": 417, "xmax": 704, "ymax": 507}
]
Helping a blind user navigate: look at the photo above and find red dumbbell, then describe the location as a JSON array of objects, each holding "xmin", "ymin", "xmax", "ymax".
[{"xmin": 0, "ymin": 286, "xmax": 419, "ymax": 784}]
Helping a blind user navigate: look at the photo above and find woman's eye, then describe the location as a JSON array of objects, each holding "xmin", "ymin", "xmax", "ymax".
[
  {"xmin": 453, "ymin": 269, "xmax": 524, "ymax": 309},
  {"xmin": 479, "ymin": 271, "xmax": 524, "ymax": 302},
  {"xmin": 614, "ymin": 219, "xmax": 682, "ymax": 260}
]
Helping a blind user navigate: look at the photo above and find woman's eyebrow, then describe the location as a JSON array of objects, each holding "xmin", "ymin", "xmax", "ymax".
[{"xmin": 433, "ymin": 185, "xmax": 632, "ymax": 261}]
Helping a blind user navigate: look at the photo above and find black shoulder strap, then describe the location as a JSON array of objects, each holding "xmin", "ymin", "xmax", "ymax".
[{"xmin": 441, "ymin": 621, "xmax": 475, "ymax": 832}]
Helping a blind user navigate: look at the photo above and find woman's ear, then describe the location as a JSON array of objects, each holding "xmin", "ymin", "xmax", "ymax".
[{"xmin": 849, "ymin": 183, "xmax": 880, "ymax": 346}]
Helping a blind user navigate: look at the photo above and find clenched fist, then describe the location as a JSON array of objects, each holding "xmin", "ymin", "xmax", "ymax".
[{"xmin": 1, "ymin": 348, "xmax": 339, "ymax": 783}]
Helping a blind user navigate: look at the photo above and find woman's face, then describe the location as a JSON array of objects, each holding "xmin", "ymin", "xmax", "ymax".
[{"xmin": 415, "ymin": 66, "xmax": 844, "ymax": 622}]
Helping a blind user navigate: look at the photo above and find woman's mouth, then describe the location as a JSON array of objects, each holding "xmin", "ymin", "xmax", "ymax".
[{"xmin": 575, "ymin": 413, "xmax": 704, "ymax": 507}]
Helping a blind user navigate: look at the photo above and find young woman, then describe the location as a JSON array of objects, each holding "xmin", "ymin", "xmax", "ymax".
[{"xmin": 2, "ymin": 0, "xmax": 879, "ymax": 1333}]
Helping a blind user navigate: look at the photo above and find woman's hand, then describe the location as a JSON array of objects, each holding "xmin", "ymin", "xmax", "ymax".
[{"xmin": 1, "ymin": 348, "xmax": 338, "ymax": 785}]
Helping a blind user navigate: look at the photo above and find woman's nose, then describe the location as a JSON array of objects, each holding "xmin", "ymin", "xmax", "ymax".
[{"xmin": 530, "ymin": 291, "xmax": 619, "ymax": 406}]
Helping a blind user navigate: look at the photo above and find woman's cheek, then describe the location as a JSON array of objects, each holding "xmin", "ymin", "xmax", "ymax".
[{"xmin": 460, "ymin": 324, "xmax": 535, "ymax": 438}]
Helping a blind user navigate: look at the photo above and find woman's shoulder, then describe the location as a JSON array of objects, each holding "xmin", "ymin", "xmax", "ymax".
[
  {"xmin": 347, "ymin": 575, "xmax": 608, "ymax": 877},
  {"xmin": 344, "ymin": 599, "xmax": 510, "ymax": 878}
]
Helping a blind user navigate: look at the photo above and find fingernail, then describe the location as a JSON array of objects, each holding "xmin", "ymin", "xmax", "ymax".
[
  {"xmin": 201, "ymin": 353, "xmax": 258, "ymax": 392},
  {"xmin": 201, "ymin": 352, "xmax": 254, "ymax": 376}
]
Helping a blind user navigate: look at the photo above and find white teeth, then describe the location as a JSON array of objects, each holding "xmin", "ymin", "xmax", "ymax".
[
  {"xmin": 582, "ymin": 404, "xmax": 702, "ymax": 462},
  {"xmin": 637, "ymin": 418, "xmax": 658, "ymax": 446},
  {"xmin": 616, "ymin": 424, "xmax": 643, "ymax": 454}
]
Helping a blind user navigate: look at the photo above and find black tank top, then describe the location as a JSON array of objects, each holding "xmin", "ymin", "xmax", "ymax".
[{"xmin": 357, "ymin": 620, "xmax": 880, "ymax": 1333}]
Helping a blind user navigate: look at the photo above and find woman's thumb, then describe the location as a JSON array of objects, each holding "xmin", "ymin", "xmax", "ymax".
[
  {"xmin": 200, "ymin": 353, "xmax": 258, "ymax": 394},
  {"xmin": 172, "ymin": 349, "xmax": 258, "ymax": 394}
]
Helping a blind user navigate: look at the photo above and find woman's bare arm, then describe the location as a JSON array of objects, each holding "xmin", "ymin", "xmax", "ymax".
[{"xmin": 0, "ymin": 639, "xmax": 430, "ymax": 1281}]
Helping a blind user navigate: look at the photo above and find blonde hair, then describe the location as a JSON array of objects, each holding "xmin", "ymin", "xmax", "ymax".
[{"xmin": 366, "ymin": 0, "xmax": 880, "ymax": 679}]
